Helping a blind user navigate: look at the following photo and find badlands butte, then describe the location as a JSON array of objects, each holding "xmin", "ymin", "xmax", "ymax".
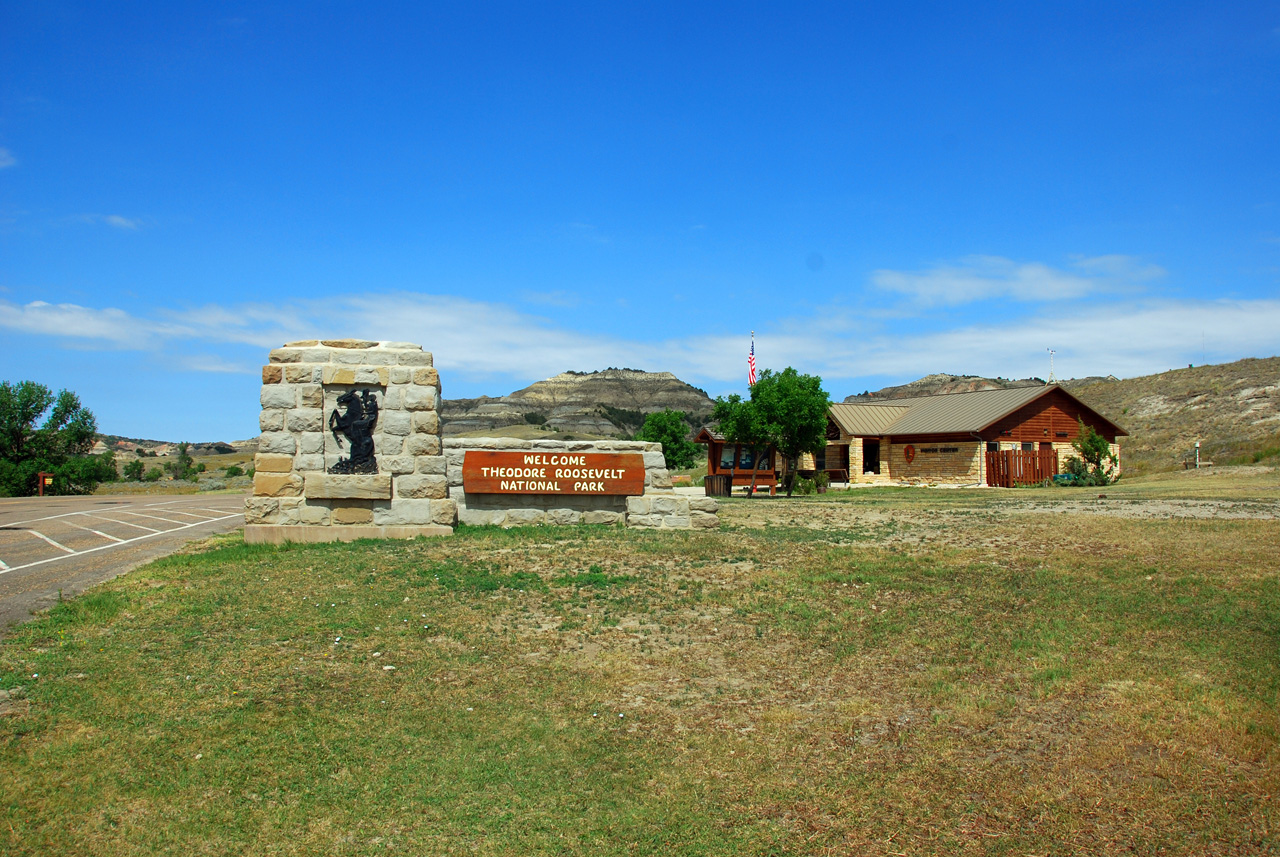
[{"xmin": 440, "ymin": 369, "xmax": 714, "ymax": 437}]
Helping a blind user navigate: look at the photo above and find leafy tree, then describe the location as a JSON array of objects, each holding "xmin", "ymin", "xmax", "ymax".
[
  {"xmin": 0, "ymin": 381, "xmax": 101, "ymax": 496},
  {"xmin": 164, "ymin": 442, "xmax": 201, "ymax": 482},
  {"xmin": 1063, "ymin": 420, "xmax": 1118, "ymax": 486},
  {"xmin": 711, "ymin": 395, "xmax": 770, "ymax": 496},
  {"xmin": 123, "ymin": 459, "xmax": 146, "ymax": 481},
  {"xmin": 635, "ymin": 409, "xmax": 699, "ymax": 470},
  {"xmin": 143, "ymin": 466, "xmax": 163, "ymax": 482},
  {"xmin": 750, "ymin": 368, "xmax": 831, "ymax": 497}
]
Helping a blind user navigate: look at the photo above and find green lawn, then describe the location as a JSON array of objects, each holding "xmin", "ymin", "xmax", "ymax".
[{"xmin": 2, "ymin": 479, "xmax": 1277, "ymax": 855}]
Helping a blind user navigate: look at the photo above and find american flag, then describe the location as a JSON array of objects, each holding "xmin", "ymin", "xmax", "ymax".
[{"xmin": 748, "ymin": 333, "xmax": 757, "ymax": 386}]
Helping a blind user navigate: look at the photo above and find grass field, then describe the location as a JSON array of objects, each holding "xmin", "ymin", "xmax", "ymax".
[{"xmin": 2, "ymin": 472, "xmax": 1277, "ymax": 855}]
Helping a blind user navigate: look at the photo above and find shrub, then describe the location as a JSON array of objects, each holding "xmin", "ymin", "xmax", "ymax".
[
  {"xmin": 523, "ymin": 412, "xmax": 547, "ymax": 425},
  {"xmin": 1062, "ymin": 420, "xmax": 1119, "ymax": 486},
  {"xmin": 143, "ymin": 467, "xmax": 163, "ymax": 482},
  {"xmin": 794, "ymin": 477, "xmax": 816, "ymax": 496},
  {"xmin": 223, "ymin": 464, "xmax": 245, "ymax": 478},
  {"xmin": 123, "ymin": 459, "xmax": 145, "ymax": 481}
]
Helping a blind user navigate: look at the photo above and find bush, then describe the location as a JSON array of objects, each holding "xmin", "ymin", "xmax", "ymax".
[
  {"xmin": 123, "ymin": 459, "xmax": 145, "ymax": 481},
  {"xmin": 523, "ymin": 412, "xmax": 547, "ymax": 425},
  {"xmin": 223, "ymin": 464, "xmax": 244, "ymax": 478},
  {"xmin": 794, "ymin": 477, "xmax": 816, "ymax": 496},
  {"xmin": 1061, "ymin": 420, "xmax": 1119, "ymax": 486},
  {"xmin": 164, "ymin": 442, "xmax": 201, "ymax": 482},
  {"xmin": 143, "ymin": 467, "xmax": 163, "ymax": 482},
  {"xmin": 813, "ymin": 471, "xmax": 831, "ymax": 489}
]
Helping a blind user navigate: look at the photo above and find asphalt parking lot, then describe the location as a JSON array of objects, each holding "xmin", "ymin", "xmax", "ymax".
[{"xmin": 0, "ymin": 493, "xmax": 245, "ymax": 635}]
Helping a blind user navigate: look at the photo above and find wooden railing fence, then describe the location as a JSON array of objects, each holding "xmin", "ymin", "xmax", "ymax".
[{"xmin": 986, "ymin": 449, "xmax": 1059, "ymax": 488}]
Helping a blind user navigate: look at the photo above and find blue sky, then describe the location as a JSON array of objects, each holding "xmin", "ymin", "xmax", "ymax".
[{"xmin": 2, "ymin": 3, "xmax": 1278, "ymax": 441}]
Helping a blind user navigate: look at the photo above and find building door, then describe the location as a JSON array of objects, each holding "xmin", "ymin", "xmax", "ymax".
[{"xmin": 863, "ymin": 439, "xmax": 881, "ymax": 474}]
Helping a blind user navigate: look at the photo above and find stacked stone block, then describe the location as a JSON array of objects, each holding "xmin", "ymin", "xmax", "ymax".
[
  {"xmin": 444, "ymin": 438, "xmax": 717, "ymax": 529},
  {"xmin": 245, "ymin": 340, "xmax": 456, "ymax": 543}
]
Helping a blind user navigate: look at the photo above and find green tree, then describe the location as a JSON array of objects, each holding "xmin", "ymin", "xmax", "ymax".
[
  {"xmin": 0, "ymin": 381, "xmax": 100, "ymax": 496},
  {"xmin": 164, "ymin": 442, "xmax": 200, "ymax": 482},
  {"xmin": 1063, "ymin": 420, "xmax": 1118, "ymax": 486},
  {"xmin": 123, "ymin": 459, "xmax": 146, "ymax": 481},
  {"xmin": 711, "ymin": 394, "xmax": 770, "ymax": 496},
  {"xmin": 750, "ymin": 368, "xmax": 831, "ymax": 497},
  {"xmin": 634, "ymin": 409, "xmax": 699, "ymax": 470}
]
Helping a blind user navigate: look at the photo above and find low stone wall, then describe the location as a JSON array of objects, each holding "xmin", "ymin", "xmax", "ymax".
[
  {"xmin": 444, "ymin": 438, "xmax": 718, "ymax": 529},
  {"xmin": 245, "ymin": 340, "xmax": 456, "ymax": 544}
]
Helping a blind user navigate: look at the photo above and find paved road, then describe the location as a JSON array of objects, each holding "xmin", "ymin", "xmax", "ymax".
[{"xmin": 0, "ymin": 493, "xmax": 245, "ymax": 636}]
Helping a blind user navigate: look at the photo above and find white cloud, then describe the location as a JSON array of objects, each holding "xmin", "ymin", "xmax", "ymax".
[
  {"xmin": 0, "ymin": 299, "xmax": 190, "ymax": 347},
  {"xmin": 177, "ymin": 354, "xmax": 255, "ymax": 374},
  {"xmin": 4, "ymin": 289, "xmax": 1278, "ymax": 396},
  {"xmin": 871, "ymin": 254, "xmax": 1161, "ymax": 307},
  {"xmin": 66, "ymin": 213, "xmax": 144, "ymax": 229},
  {"xmin": 519, "ymin": 289, "xmax": 579, "ymax": 308},
  {"xmin": 790, "ymin": 298, "xmax": 1280, "ymax": 385},
  {"xmin": 0, "ymin": 149, "xmax": 15, "ymax": 169}
]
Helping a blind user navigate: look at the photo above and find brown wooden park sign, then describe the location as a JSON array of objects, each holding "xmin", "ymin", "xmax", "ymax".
[{"xmin": 462, "ymin": 451, "xmax": 646, "ymax": 495}]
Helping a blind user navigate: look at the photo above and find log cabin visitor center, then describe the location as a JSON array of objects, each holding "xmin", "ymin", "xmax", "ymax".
[{"xmin": 697, "ymin": 384, "xmax": 1127, "ymax": 492}]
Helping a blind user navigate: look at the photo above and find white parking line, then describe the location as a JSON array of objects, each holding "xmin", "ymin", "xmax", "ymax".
[
  {"xmin": 114, "ymin": 511, "xmax": 190, "ymax": 526},
  {"xmin": 0, "ymin": 502, "xmax": 240, "ymax": 529},
  {"xmin": 0, "ymin": 513, "xmax": 242, "ymax": 576},
  {"xmin": 156, "ymin": 509, "xmax": 221, "ymax": 521},
  {"xmin": 80, "ymin": 514, "xmax": 161, "ymax": 533},
  {"xmin": 61, "ymin": 520, "xmax": 126, "ymax": 543},
  {"xmin": 28, "ymin": 530, "xmax": 76, "ymax": 554}
]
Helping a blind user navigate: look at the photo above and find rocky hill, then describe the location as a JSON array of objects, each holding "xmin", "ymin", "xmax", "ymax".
[
  {"xmin": 845, "ymin": 373, "xmax": 1046, "ymax": 400},
  {"xmin": 441, "ymin": 369, "xmax": 715, "ymax": 437},
  {"xmin": 850, "ymin": 359, "xmax": 1279, "ymax": 474},
  {"xmin": 1067, "ymin": 357, "xmax": 1280, "ymax": 473}
]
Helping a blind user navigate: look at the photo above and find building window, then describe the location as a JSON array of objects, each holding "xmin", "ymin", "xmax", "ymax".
[
  {"xmin": 738, "ymin": 447, "xmax": 755, "ymax": 469},
  {"xmin": 987, "ymin": 442, "xmax": 999, "ymax": 452},
  {"xmin": 1021, "ymin": 442, "xmax": 1034, "ymax": 452}
]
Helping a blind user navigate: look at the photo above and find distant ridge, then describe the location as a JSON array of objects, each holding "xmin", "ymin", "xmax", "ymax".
[
  {"xmin": 844, "ymin": 373, "xmax": 1046, "ymax": 401},
  {"xmin": 441, "ymin": 369, "xmax": 715, "ymax": 437}
]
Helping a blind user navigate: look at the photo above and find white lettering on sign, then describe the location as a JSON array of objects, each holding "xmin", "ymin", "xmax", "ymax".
[
  {"xmin": 500, "ymin": 480, "xmax": 562, "ymax": 491},
  {"xmin": 522, "ymin": 454, "xmax": 588, "ymax": 466},
  {"xmin": 463, "ymin": 450, "xmax": 645, "ymax": 496}
]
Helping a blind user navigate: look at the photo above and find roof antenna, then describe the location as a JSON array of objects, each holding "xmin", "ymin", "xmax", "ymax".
[{"xmin": 1046, "ymin": 349, "xmax": 1057, "ymax": 385}]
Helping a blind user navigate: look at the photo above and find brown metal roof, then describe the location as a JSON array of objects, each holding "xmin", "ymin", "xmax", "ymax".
[
  {"xmin": 703, "ymin": 385, "xmax": 1127, "ymax": 445},
  {"xmin": 828, "ymin": 403, "xmax": 910, "ymax": 436},
  {"xmin": 874, "ymin": 385, "xmax": 1052, "ymax": 434},
  {"xmin": 833, "ymin": 385, "xmax": 1127, "ymax": 437}
]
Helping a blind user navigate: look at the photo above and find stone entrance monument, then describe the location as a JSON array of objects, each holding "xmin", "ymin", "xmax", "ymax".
[
  {"xmin": 245, "ymin": 340, "xmax": 717, "ymax": 543},
  {"xmin": 244, "ymin": 339, "xmax": 455, "ymax": 543}
]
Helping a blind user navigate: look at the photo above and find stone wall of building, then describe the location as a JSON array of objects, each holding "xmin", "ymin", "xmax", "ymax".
[
  {"xmin": 887, "ymin": 440, "xmax": 984, "ymax": 484},
  {"xmin": 444, "ymin": 437, "xmax": 718, "ymax": 529},
  {"xmin": 245, "ymin": 340, "xmax": 456, "ymax": 544}
]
